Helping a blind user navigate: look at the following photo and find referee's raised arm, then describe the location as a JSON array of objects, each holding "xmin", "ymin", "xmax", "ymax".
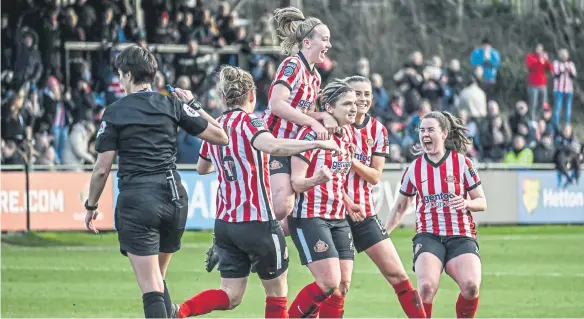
[{"xmin": 172, "ymin": 87, "xmax": 228, "ymax": 146}]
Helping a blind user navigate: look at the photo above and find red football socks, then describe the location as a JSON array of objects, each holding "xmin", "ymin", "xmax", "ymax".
[
  {"xmin": 423, "ymin": 303, "xmax": 433, "ymax": 318},
  {"xmin": 288, "ymin": 282, "xmax": 330, "ymax": 318},
  {"xmin": 178, "ymin": 289, "xmax": 230, "ymax": 318},
  {"xmin": 266, "ymin": 296, "xmax": 288, "ymax": 318},
  {"xmin": 392, "ymin": 279, "xmax": 427, "ymax": 318},
  {"xmin": 319, "ymin": 294, "xmax": 345, "ymax": 318},
  {"xmin": 456, "ymin": 294, "xmax": 479, "ymax": 318}
]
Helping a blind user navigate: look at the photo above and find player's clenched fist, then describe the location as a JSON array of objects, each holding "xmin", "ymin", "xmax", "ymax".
[{"xmin": 314, "ymin": 165, "xmax": 333, "ymax": 185}]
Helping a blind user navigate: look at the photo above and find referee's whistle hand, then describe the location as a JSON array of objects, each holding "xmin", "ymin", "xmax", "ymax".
[
  {"xmin": 172, "ymin": 88, "xmax": 194, "ymax": 103},
  {"xmin": 85, "ymin": 210, "xmax": 100, "ymax": 234}
]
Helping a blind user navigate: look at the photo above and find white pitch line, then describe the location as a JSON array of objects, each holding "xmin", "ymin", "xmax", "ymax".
[{"xmin": 2, "ymin": 265, "xmax": 584, "ymax": 278}]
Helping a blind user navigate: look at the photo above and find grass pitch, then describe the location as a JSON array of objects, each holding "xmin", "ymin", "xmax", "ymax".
[{"xmin": 2, "ymin": 225, "xmax": 583, "ymax": 318}]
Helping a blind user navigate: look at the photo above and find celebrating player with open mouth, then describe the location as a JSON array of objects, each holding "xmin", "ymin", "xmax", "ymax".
[
  {"xmin": 286, "ymin": 79, "xmax": 363, "ymax": 318},
  {"xmin": 205, "ymin": 5, "xmax": 337, "ymax": 272},
  {"xmin": 174, "ymin": 66, "xmax": 340, "ymax": 319},
  {"xmin": 385, "ymin": 111, "xmax": 488, "ymax": 319},
  {"xmin": 342, "ymin": 75, "xmax": 426, "ymax": 318}
]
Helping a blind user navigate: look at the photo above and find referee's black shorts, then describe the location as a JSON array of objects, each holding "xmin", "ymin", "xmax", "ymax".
[{"xmin": 115, "ymin": 171, "xmax": 188, "ymax": 257}]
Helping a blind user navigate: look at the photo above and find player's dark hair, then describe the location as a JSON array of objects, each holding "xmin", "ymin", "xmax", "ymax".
[
  {"xmin": 114, "ymin": 44, "xmax": 158, "ymax": 85},
  {"xmin": 218, "ymin": 65, "xmax": 256, "ymax": 108},
  {"xmin": 272, "ymin": 7, "xmax": 324, "ymax": 56},
  {"xmin": 316, "ymin": 78, "xmax": 354, "ymax": 112},
  {"xmin": 415, "ymin": 111, "xmax": 471, "ymax": 155}
]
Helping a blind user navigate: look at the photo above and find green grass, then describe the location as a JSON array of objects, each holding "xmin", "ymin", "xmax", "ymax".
[{"xmin": 2, "ymin": 225, "xmax": 584, "ymax": 318}]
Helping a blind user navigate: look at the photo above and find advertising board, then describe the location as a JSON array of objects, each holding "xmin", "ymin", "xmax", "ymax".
[
  {"xmin": 1, "ymin": 171, "xmax": 114, "ymax": 231},
  {"xmin": 517, "ymin": 171, "xmax": 584, "ymax": 224}
]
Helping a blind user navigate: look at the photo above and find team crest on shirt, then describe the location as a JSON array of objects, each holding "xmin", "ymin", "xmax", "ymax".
[
  {"xmin": 313, "ymin": 240, "xmax": 329, "ymax": 253},
  {"xmin": 270, "ymin": 159, "xmax": 283, "ymax": 170},
  {"xmin": 445, "ymin": 175, "xmax": 458, "ymax": 183},
  {"xmin": 250, "ymin": 118, "xmax": 264, "ymax": 128},
  {"xmin": 283, "ymin": 61, "xmax": 297, "ymax": 77},
  {"xmin": 366, "ymin": 138, "xmax": 374, "ymax": 147}
]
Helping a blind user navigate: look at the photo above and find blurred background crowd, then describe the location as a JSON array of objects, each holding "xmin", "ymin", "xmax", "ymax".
[{"xmin": 1, "ymin": 0, "xmax": 582, "ymax": 172}]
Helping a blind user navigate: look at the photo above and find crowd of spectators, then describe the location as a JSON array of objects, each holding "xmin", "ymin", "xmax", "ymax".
[{"xmin": 1, "ymin": 0, "xmax": 582, "ymax": 172}]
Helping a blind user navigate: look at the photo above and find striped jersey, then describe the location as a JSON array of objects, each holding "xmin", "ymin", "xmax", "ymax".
[
  {"xmin": 345, "ymin": 115, "xmax": 389, "ymax": 217},
  {"xmin": 263, "ymin": 52, "xmax": 322, "ymax": 139},
  {"xmin": 293, "ymin": 126, "xmax": 353, "ymax": 220},
  {"xmin": 199, "ymin": 109, "xmax": 274, "ymax": 223},
  {"xmin": 552, "ymin": 60, "xmax": 577, "ymax": 93},
  {"xmin": 399, "ymin": 150, "xmax": 481, "ymax": 238}
]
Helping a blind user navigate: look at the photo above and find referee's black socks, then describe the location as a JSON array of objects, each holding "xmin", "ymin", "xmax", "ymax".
[
  {"xmin": 143, "ymin": 291, "xmax": 167, "ymax": 318},
  {"xmin": 163, "ymin": 280, "xmax": 172, "ymax": 316}
]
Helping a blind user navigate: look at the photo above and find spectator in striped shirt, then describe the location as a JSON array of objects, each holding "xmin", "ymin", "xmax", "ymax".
[
  {"xmin": 385, "ymin": 111, "xmax": 488, "ymax": 319},
  {"xmin": 552, "ymin": 49, "xmax": 577, "ymax": 126}
]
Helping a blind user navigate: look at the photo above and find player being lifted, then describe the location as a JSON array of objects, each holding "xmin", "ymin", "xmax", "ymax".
[
  {"xmin": 174, "ymin": 66, "xmax": 340, "ymax": 319},
  {"xmin": 342, "ymin": 75, "xmax": 426, "ymax": 318},
  {"xmin": 386, "ymin": 111, "xmax": 487, "ymax": 319},
  {"xmin": 205, "ymin": 6, "xmax": 337, "ymax": 271}
]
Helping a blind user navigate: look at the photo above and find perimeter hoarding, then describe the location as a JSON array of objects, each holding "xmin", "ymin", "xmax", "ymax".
[
  {"xmin": 517, "ymin": 171, "xmax": 584, "ymax": 224},
  {"xmin": 1, "ymin": 171, "xmax": 115, "ymax": 231},
  {"xmin": 109, "ymin": 168, "xmax": 518, "ymax": 231}
]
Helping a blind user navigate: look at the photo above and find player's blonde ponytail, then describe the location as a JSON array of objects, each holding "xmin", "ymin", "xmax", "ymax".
[
  {"xmin": 272, "ymin": 7, "xmax": 323, "ymax": 56},
  {"xmin": 218, "ymin": 66, "xmax": 256, "ymax": 108}
]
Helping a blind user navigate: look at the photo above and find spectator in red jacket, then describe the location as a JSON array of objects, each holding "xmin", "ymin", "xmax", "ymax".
[{"xmin": 526, "ymin": 43, "xmax": 553, "ymax": 121}]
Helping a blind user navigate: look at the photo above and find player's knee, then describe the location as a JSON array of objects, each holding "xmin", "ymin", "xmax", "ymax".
[
  {"xmin": 226, "ymin": 292, "xmax": 244, "ymax": 310},
  {"xmin": 273, "ymin": 198, "xmax": 294, "ymax": 220},
  {"xmin": 338, "ymin": 280, "xmax": 351, "ymax": 297},
  {"xmin": 460, "ymin": 280, "xmax": 480, "ymax": 299},
  {"xmin": 418, "ymin": 281, "xmax": 438, "ymax": 299},
  {"xmin": 315, "ymin": 277, "xmax": 340, "ymax": 296}
]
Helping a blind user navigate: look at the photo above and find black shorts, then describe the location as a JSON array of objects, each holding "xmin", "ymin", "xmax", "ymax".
[
  {"xmin": 288, "ymin": 216, "xmax": 354, "ymax": 266},
  {"xmin": 115, "ymin": 172, "xmax": 188, "ymax": 257},
  {"xmin": 215, "ymin": 219, "xmax": 289, "ymax": 280},
  {"xmin": 412, "ymin": 232, "xmax": 481, "ymax": 272},
  {"xmin": 269, "ymin": 155, "xmax": 291, "ymax": 175},
  {"xmin": 348, "ymin": 215, "xmax": 389, "ymax": 253}
]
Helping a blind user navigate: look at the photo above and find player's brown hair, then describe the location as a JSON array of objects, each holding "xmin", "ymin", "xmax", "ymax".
[
  {"xmin": 418, "ymin": 111, "xmax": 471, "ymax": 154},
  {"xmin": 272, "ymin": 6, "xmax": 323, "ymax": 56},
  {"xmin": 114, "ymin": 44, "xmax": 158, "ymax": 85},
  {"xmin": 316, "ymin": 78, "xmax": 354, "ymax": 112},
  {"xmin": 343, "ymin": 75, "xmax": 370, "ymax": 85},
  {"xmin": 217, "ymin": 65, "xmax": 256, "ymax": 108}
]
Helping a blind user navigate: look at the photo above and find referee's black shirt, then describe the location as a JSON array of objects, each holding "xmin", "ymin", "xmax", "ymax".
[{"xmin": 95, "ymin": 91, "xmax": 209, "ymax": 180}]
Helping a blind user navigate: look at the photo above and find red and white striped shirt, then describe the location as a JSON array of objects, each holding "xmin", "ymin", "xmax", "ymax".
[
  {"xmin": 263, "ymin": 52, "xmax": 322, "ymax": 139},
  {"xmin": 199, "ymin": 109, "xmax": 274, "ymax": 223},
  {"xmin": 553, "ymin": 60, "xmax": 577, "ymax": 93},
  {"xmin": 399, "ymin": 151, "xmax": 481, "ymax": 238},
  {"xmin": 345, "ymin": 115, "xmax": 389, "ymax": 217},
  {"xmin": 293, "ymin": 126, "xmax": 354, "ymax": 220}
]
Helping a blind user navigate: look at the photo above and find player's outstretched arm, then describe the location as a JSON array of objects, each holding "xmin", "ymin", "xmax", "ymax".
[
  {"xmin": 385, "ymin": 193, "xmax": 415, "ymax": 234},
  {"xmin": 252, "ymin": 132, "xmax": 340, "ymax": 157},
  {"xmin": 290, "ymin": 157, "xmax": 332, "ymax": 194}
]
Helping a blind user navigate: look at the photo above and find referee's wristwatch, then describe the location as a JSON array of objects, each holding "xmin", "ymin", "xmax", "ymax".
[
  {"xmin": 85, "ymin": 200, "xmax": 98, "ymax": 211},
  {"xmin": 187, "ymin": 98, "xmax": 202, "ymax": 110}
]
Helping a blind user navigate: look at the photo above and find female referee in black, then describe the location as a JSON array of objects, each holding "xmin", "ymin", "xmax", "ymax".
[{"xmin": 83, "ymin": 44, "xmax": 228, "ymax": 318}]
